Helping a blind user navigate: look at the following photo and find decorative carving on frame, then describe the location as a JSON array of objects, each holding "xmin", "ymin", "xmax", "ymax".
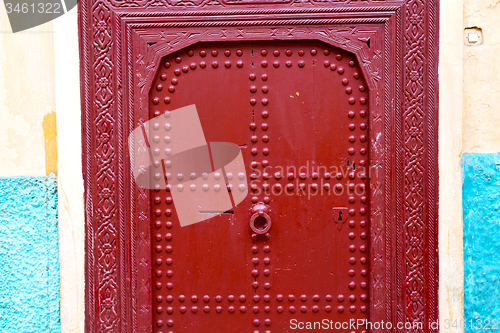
[{"xmin": 80, "ymin": 1, "xmax": 438, "ymax": 332}]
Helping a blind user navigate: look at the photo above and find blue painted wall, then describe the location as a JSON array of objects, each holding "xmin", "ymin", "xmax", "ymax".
[
  {"xmin": 0, "ymin": 176, "xmax": 60, "ymax": 333},
  {"xmin": 463, "ymin": 153, "xmax": 500, "ymax": 331}
]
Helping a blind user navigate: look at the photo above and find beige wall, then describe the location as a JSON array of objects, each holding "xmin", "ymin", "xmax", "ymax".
[
  {"xmin": 0, "ymin": 7, "xmax": 55, "ymax": 176},
  {"xmin": 440, "ymin": 0, "xmax": 464, "ymax": 331},
  {"xmin": 434, "ymin": 0, "xmax": 500, "ymax": 329},
  {"xmin": 463, "ymin": 0, "xmax": 500, "ymax": 153},
  {"xmin": 53, "ymin": 10, "xmax": 85, "ymax": 333}
]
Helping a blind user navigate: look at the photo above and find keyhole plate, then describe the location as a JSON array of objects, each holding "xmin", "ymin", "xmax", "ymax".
[{"xmin": 332, "ymin": 207, "xmax": 349, "ymax": 231}]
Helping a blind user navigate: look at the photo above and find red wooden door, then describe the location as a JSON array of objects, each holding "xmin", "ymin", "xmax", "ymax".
[
  {"xmin": 81, "ymin": 2, "xmax": 439, "ymax": 332},
  {"xmin": 149, "ymin": 41, "xmax": 370, "ymax": 333}
]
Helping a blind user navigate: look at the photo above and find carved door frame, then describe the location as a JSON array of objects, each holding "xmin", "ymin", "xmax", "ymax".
[{"xmin": 79, "ymin": 1, "xmax": 439, "ymax": 332}]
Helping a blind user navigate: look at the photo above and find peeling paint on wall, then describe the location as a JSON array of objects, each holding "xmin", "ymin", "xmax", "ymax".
[
  {"xmin": 463, "ymin": 153, "xmax": 500, "ymax": 331},
  {"xmin": 43, "ymin": 111, "xmax": 57, "ymax": 175}
]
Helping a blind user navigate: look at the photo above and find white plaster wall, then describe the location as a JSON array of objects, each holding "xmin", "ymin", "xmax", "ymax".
[
  {"xmin": 53, "ymin": 9, "xmax": 85, "ymax": 333},
  {"xmin": 463, "ymin": 0, "xmax": 500, "ymax": 153},
  {"xmin": 439, "ymin": 0, "xmax": 464, "ymax": 331},
  {"xmin": 0, "ymin": 6, "xmax": 55, "ymax": 176}
]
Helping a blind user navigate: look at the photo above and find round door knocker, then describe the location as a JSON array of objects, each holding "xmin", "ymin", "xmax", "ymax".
[{"xmin": 249, "ymin": 203, "xmax": 271, "ymax": 235}]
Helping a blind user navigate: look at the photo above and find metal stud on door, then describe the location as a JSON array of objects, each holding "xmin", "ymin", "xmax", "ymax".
[{"xmin": 149, "ymin": 41, "xmax": 369, "ymax": 333}]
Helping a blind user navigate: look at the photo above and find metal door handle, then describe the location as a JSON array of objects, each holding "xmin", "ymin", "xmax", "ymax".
[{"xmin": 249, "ymin": 203, "xmax": 271, "ymax": 234}]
